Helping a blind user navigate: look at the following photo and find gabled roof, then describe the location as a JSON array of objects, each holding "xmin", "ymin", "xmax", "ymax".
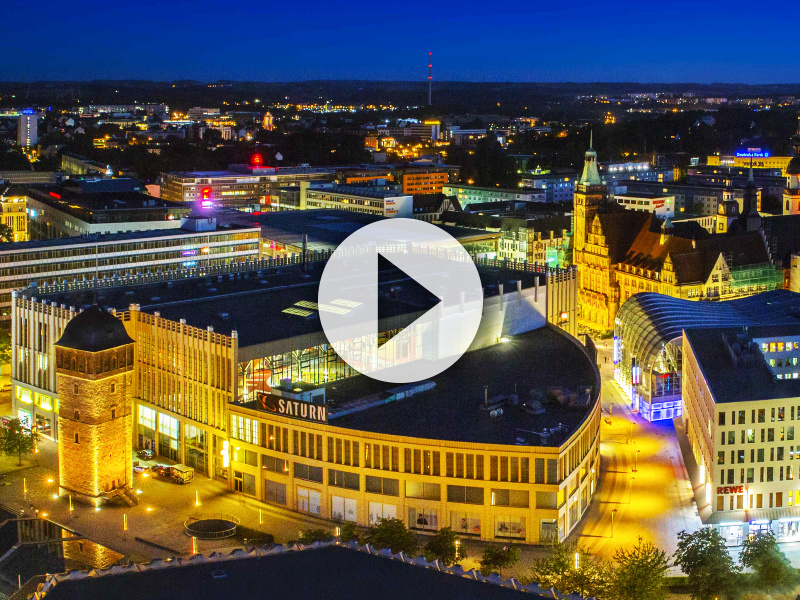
[
  {"xmin": 595, "ymin": 208, "xmax": 650, "ymax": 263},
  {"xmin": 670, "ymin": 231, "xmax": 770, "ymax": 284},
  {"xmin": 619, "ymin": 213, "xmax": 694, "ymax": 271}
]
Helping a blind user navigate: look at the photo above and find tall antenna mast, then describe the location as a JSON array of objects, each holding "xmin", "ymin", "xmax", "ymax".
[{"xmin": 428, "ymin": 52, "xmax": 433, "ymax": 106}]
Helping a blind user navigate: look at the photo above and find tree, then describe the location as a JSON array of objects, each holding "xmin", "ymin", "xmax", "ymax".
[
  {"xmin": 0, "ymin": 224, "xmax": 14, "ymax": 243},
  {"xmin": 529, "ymin": 541, "xmax": 610, "ymax": 598},
  {"xmin": 362, "ymin": 518, "xmax": 417, "ymax": 555},
  {"xmin": 479, "ymin": 544, "xmax": 520, "ymax": 577},
  {"xmin": 338, "ymin": 522, "xmax": 360, "ymax": 544},
  {"xmin": 0, "ymin": 329, "xmax": 10, "ymax": 366},
  {"xmin": 740, "ymin": 531, "xmax": 799, "ymax": 594},
  {"xmin": 673, "ymin": 528, "xmax": 740, "ymax": 600},
  {"xmin": 422, "ymin": 527, "xmax": 467, "ymax": 566},
  {"xmin": 298, "ymin": 528, "xmax": 332, "ymax": 544},
  {"xmin": 611, "ymin": 536, "xmax": 670, "ymax": 600},
  {"xmin": 0, "ymin": 419, "xmax": 37, "ymax": 466}
]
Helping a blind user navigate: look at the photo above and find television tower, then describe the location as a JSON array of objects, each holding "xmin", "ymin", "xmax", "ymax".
[{"xmin": 428, "ymin": 52, "xmax": 433, "ymax": 106}]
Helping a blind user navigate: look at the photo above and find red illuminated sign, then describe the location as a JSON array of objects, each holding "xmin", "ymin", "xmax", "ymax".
[
  {"xmin": 251, "ymin": 152, "xmax": 263, "ymax": 166},
  {"xmin": 49, "ymin": 192, "xmax": 61, "ymax": 199},
  {"xmin": 716, "ymin": 486, "xmax": 744, "ymax": 495},
  {"xmin": 201, "ymin": 187, "xmax": 211, "ymax": 200}
]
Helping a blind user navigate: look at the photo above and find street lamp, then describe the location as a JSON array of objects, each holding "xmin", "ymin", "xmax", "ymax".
[
  {"xmin": 633, "ymin": 446, "xmax": 640, "ymax": 473},
  {"xmin": 611, "ymin": 509, "xmax": 617, "ymax": 538}
]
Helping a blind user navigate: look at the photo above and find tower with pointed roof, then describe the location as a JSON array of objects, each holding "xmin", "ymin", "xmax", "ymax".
[
  {"xmin": 573, "ymin": 132, "xmax": 608, "ymax": 255},
  {"xmin": 54, "ymin": 306, "xmax": 137, "ymax": 507},
  {"xmin": 783, "ymin": 112, "xmax": 800, "ymax": 215}
]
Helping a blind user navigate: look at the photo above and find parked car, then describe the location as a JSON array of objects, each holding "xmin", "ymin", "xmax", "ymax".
[
  {"xmin": 153, "ymin": 464, "xmax": 171, "ymax": 477},
  {"xmin": 133, "ymin": 465, "xmax": 148, "ymax": 474},
  {"xmin": 170, "ymin": 464, "xmax": 194, "ymax": 484},
  {"xmin": 137, "ymin": 449, "xmax": 154, "ymax": 460}
]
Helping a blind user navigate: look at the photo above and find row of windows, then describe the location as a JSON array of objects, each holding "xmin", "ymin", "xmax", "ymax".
[
  {"xmin": 718, "ymin": 406, "xmax": 800, "ymax": 426},
  {"xmin": 720, "ymin": 426, "xmax": 795, "ymax": 445},
  {"xmin": 718, "ymin": 445, "xmax": 800, "ymax": 464},
  {"xmin": 720, "ymin": 464, "xmax": 795, "ymax": 485},
  {"xmin": 263, "ymin": 458, "xmax": 541, "ymax": 508},
  {"xmin": 717, "ymin": 490, "xmax": 800, "ymax": 511}
]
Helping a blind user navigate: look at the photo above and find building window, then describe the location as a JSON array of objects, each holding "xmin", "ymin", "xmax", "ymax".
[
  {"xmin": 74, "ymin": 410, "xmax": 80, "ymax": 420},
  {"xmin": 293, "ymin": 462, "xmax": 323, "ymax": 483},
  {"xmin": 365, "ymin": 476, "xmax": 399, "ymax": 496},
  {"xmin": 261, "ymin": 455, "xmax": 288, "ymax": 474},
  {"xmin": 73, "ymin": 384, "xmax": 78, "ymax": 394},
  {"xmin": 110, "ymin": 384, "xmax": 116, "ymax": 393},
  {"xmin": 447, "ymin": 485, "xmax": 484, "ymax": 505},
  {"xmin": 490, "ymin": 489, "xmax": 529, "ymax": 508},
  {"xmin": 111, "ymin": 409, "xmax": 116, "ymax": 419},
  {"xmin": 405, "ymin": 481, "xmax": 440, "ymax": 500},
  {"xmin": 74, "ymin": 432, "xmax": 79, "ymax": 444},
  {"xmin": 328, "ymin": 469, "xmax": 359, "ymax": 491}
]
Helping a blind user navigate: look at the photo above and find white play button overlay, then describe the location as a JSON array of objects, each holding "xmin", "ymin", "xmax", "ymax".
[{"xmin": 318, "ymin": 219, "xmax": 484, "ymax": 384}]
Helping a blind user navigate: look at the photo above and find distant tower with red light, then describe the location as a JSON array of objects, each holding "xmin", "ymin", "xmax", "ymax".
[{"xmin": 427, "ymin": 52, "xmax": 433, "ymax": 106}]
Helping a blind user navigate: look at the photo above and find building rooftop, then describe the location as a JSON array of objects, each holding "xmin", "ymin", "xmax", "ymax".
[
  {"xmin": 307, "ymin": 184, "xmax": 408, "ymax": 199},
  {"xmin": 685, "ymin": 323, "xmax": 800, "ymax": 403},
  {"xmin": 36, "ymin": 543, "xmax": 553, "ymax": 600},
  {"xmin": 35, "ymin": 261, "xmax": 552, "ymax": 359}
]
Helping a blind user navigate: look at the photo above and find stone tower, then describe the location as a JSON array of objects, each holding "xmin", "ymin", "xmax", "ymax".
[
  {"xmin": 783, "ymin": 112, "xmax": 800, "ymax": 215},
  {"xmin": 573, "ymin": 134, "xmax": 608, "ymax": 255},
  {"xmin": 54, "ymin": 306, "xmax": 137, "ymax": 507}
]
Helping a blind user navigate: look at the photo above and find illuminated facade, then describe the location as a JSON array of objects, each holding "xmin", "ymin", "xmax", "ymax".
[
  {"xmin": 17, "ymin": 110, "xmax": 37, "ymax": 148},
  {"xmin": 0, "ymin": 187, "xmax": 28, "ymax": 242},
  {"xmin": 683, "ymin": 324, "xmax": 800, "ymax": 545}
]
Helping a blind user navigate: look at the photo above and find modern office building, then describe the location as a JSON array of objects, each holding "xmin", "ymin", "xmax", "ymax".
[
  {"xmin": 160, "ymin": 164, "xmax": 337, "ymax": 210},
  {"xmin": 613, "ymin": 290, "xmax": 800, "ymax": 422},
  {"xmin": 301, "ymin": 183, "xmax": 413, "ymax": 218},
  {"xmin": 687, "ymin": 165, "xmax": 784, "ymax": 203},
  {"xmin": 613, "ymin": 193, "xmax": 676, "ymax": 218},
  {"xmin": 13, "ymin": 256, "xmax": 591, "ymax": 543},
  {"xmin": 17, "ymin": 110, "xmax": 37, "ymax": 148},
  {"xmin": 683, "ymin": 323, "xmax": 800, "ymax": 545},
  {"xmin": 338, "ymin": 164, "xmax": 460, "ymax": 195},
  {"xmin": 24, "ymin": 180, "xmax": 190, "ymax": 238},
  {"xmin": 617, "ymin": 180, "xmax": 759, "ymax": 216},
  {"xmin": 707, "ymin": 153, "xmax": 794, "ymax": 175},
  {"xmin": 0, "ymin": 218, "xmax": 259, "ymax": 320},
  {"xmin": 441, "ymin": 184, "xmax": 545, "ymax": 208},
  {"xmin": 599, "ymin": 162, "xmax": 674, "ymax": 187},
  {"xmin": 521, "ymin": 173, "xmax": 577, "ymax": 204}
]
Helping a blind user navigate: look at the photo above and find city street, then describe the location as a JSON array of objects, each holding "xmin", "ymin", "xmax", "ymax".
[{"xmin": 569, "ymin": 340, "xmax": 703, "ymax": 571}]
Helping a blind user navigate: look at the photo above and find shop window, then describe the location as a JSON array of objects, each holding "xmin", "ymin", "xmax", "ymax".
[
  {"xmin": 264, "ymin": 480, "xmax": 286, "ymax": 505},
  {"xmin": 495, "ymin": 516, "xmax": 525, "ymax": 539},
  {"xmin": 451, "ymin": 511, "xmax": 481, "ymax": 536},
  {"xmin": 331, "ymin": 496, "xmax": 357, "ymax": 522},
  {"xmin": 297, "ymin": 487, "xmax": 321, "ymax": 515},
  {"xmin": 409, "ymin": 507, "xmax": 438, "ymax": 531},
  {"xmin": 368, "ymin": 502, "xmax": 396, "ymax": 525}
]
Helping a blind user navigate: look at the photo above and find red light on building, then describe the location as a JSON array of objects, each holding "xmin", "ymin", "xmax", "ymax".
[
  {"xmin": 49, "ymin": 192, "xmax": 61, "ymax": 199},
  {"xmin": 201, "ymin": 187, "xmax": 211, "ymax": 200},
  {"xmin": 251, "ymin": 153, "xmax": 263, "ymax": 166}
]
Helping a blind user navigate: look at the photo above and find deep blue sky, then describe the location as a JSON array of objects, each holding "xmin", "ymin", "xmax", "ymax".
[{"xmin": 5, "ymin": 0, "xmax": 800, "ymax": 82}]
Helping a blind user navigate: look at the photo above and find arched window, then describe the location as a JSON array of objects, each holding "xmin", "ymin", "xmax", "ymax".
[
  {"xmin": 111, "ymin": 409, "xmax": 116, "ymax": 419},
  {"xmin": 74, "ymin": 410, "xmax": 80, "ymax": 420}
]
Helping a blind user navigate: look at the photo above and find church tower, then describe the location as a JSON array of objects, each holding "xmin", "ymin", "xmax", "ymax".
[
  {"xmin": 573, "ymin": 133, "xmax": 608, "ymax": 255},
  {"xmin": 783, "ymin": 112, "xmax": 800, "ymax": 215},
  {"xmin": 55, "ymin": 306, "xmax": 137, "ymax": 507}
]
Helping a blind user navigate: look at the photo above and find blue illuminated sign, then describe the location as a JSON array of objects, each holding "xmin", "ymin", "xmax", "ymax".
[
  {"xmin": 21, "ymin": 109, "xmax": 35, "ymax": 115},
  {"xmin": 735, "ymin": 149, "xmax": 770, "ymax": 158}
]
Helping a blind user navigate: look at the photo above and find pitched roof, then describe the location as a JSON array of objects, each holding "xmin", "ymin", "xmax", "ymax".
[
  {"xmin": 596, "ymin": 208, "xmax": 650, "ymax": 263},
  {"xmin": 619, "ymin": 213, "xmax": 694, "ymax": 271},
  {"xmin": 670, "ymin": 231, "xmax": 770, "ymax": 284}
]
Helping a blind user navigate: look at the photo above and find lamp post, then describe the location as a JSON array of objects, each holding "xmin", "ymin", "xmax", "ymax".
[{"xmin": 611, "ymin": 508, "xmax": 617, "ymax": 538}]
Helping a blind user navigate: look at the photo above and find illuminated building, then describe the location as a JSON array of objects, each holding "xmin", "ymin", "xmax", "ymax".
[
  {"xmin": 683, "ymin": 323, "xmax": 800, "ymax": 545},
  {"xmin": 441, "ymin": 184, "xmax": 545, "ymax": 208},
  {"xmin": 301, "ymin": 183, "xmax": 413, "ymax": 218},
  {"xmin": 0, "ymin": 186, "xmax": 28, "ymax": 242},
  {"xmin": 618, "ymin": 180, "xmax": 760, "ymax": 216},
  {"xmin": 0, "ymin": 218, "xmax": 259, "ymax": 322},
  {"xmin": 521, "ymin": 173, "xmax": 577, "ymax": 204},
  {"xmin": 15, "ymin": 256, "xmax": 591, "ymax": 542},
  {"xmin": 17, "ymin": 110, "xmax": 37, "ymax": 148},
  {"xmin": 782, "ymin": 117, "xmax": 800, "ymax": 215},
  {"xmin": 708, "ymin": 153, "xmax": 793, "ymax": 174},
  {"xmin": 54, "ymin": 307, "xmax": 137, "ymax": 507},
  {"xmin": 160, "ymin": 165, "xmax": 337, "ymax": 210},
  {"xmin": 24, "ymin": 180, "xmax": 190, "ymax": 239},
  {"xmin": 262, "ymin": 112, "xmax": 275, "ymax": 131},
  {"xmin": 610, "ymin": 193, "xmax": 675, "ymax": 218},
  {"xmin": 613, "ymin": 290, "xmax": 800, "ymax": 421},
  {"xmin": 401, "ymin": 171, "xmax": 450, "ymax": 195},
  {"xmin": 574, "ymin": 143, "xmax": 778, "ymax": 334}
]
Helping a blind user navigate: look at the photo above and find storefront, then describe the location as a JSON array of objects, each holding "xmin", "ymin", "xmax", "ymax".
[
  {"xmin": 368, "ymin": 502, "xmax": 396, "ymax": 525},
  {"xmin": 409, "ymin": 507, "xmax": 438, "ymax": 531},
  {"xmin": 778, "ymin": 518, "xmax": 800, "ymax": 541},
  {"xmin": 157, "ymin": 413, "xmax": 180, "ymax": 462},
  {"xmin": 495, "ymin": 515, "xmax": 526, "ymax": 539},
  {"xmin": 137, "ymin": 406, "xmax": 156, "ymax": 451},
  {"xmin": 184, "ymin": 424, "xmax": 208, "ymax": 475},
  {"xmin": 749, "ymin": 519, "xmax": 772, "ymax": 539},
  {"xmin": 451, "ymin": 512, "xmax": 481, "ymax": 536},
  {"xmin": 719, "ymin": 523, "xmax": 744, "ymax": 546}
]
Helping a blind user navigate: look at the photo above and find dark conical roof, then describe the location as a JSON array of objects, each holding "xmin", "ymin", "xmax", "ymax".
[
  {"xmin": 55, "ymin": 306, "xmax": 134, "ymax": 352},
  {"xmin": 787, "ymin": 155, "xmax": 800, "ymax": 176}
]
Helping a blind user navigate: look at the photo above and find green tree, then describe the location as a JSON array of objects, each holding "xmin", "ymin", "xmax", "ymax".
[
  {"xmin": 529, "ymin": 541, "xmax": 610, "ymax": 598},
  {"xmin": 611, "ymin": 536, "xmax": 670, "ymax": 600},
  {"xmin": 740, "ymin": 531, "xmax": 799, "ymax": 594},
  {"xmin": 422, "ymin": 527, "xmax": 467, "ymax": 566},
  {"xmin": 0, "ymin": 329, "xmax": 10, "ymax": 365},
  {"xmin": 337, "ymin": 522, "xmax": 360, "ymax": 544},
  {"xmin": 479, "ymin": 544, "xmax": 520, "ymax": 578},
  {"xmin": 362, "ymin": 518, "xmax": 417, "ymax": 555},
  {"xmin": 673, "ymin": 528, "xmax": 740, "ymax": 600},
  {"xmin": 0, "ymin": 419, "xmax": 37, "ymax": 466},
  {"xmin": 298, "ymin": 528, "xmax": 332, "ymax": 544},
  {"xmin": 0, "ymin": 224, "xmax": 14, "ymax": 243}
]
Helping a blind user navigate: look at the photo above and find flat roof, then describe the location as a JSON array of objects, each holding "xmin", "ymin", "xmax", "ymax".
[
  {"xmin": 685, "ymin": 324, "xmax": 800, "ymax": 404},
  {"xmin": 247, "ymin": 326, "xmax": 598, "ymax": 447},
  {"xmin": 36, "ymin": 261, "xmax": 548, "ymax": 356},
  {"xmin": 307, "ymin": 185, "xmax": 408, "ymax": 199}
]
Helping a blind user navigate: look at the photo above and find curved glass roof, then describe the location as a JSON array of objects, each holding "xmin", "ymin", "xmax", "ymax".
[{"xmin": 615, "ymin": 290, "xmax": 800, "ymax": 374}]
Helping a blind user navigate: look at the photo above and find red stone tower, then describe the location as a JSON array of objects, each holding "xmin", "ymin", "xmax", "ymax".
[{"xmin": 54, "ymin": 306, "xmax": 137, "ymax": 507}]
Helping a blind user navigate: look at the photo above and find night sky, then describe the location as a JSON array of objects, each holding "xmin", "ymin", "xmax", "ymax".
[{"xmin": 5, "ymin": 0, "xmax": 800, "ymax": 82}]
